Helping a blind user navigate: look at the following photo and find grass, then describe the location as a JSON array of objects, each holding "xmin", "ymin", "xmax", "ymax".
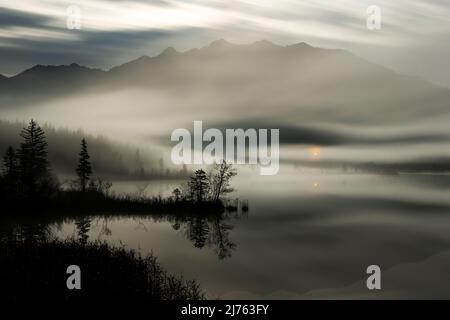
[
  {"xmin": 1, "ymin": 189, "xmax": 226, "ymax": 216},
  {"xmin": 0, "ymin": 238, "xmax": 205, "ymax": 300}
]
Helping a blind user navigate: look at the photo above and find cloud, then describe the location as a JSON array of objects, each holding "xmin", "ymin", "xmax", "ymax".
[
  {"xmin": 0, "ymin": 7, "xmax": 52, "ymax": 29},
  {"xmin": 208, "ymin": 121, "xmax": 450, "ymax": 147},
  {"xmin": 0, "ymin": 26, "xmax": 204, "ymax": 73},
  {"xmin": 0, "ymin": 0, "xmax": 450, "ymax": 85}
]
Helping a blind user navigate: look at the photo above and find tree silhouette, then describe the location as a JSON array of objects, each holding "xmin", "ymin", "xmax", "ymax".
[
  {"xmin": 2, "ymin": 146, "xmax": 18, "ymax": 178},
  {"xmin": 211, "ymin": 160, "xmax": 237, "ymax": 202},
  {"xmin": 76, "ymin": 138, "xmax": 92, "ymax": 192},
  {"xmin": 188, "ymin": 169, "xmax": 210, "ymax": 202},
  {"xmin": 172, "ymin": 188, "xmax": 181, "ymax": 202},
  {"xmin": 75, "ymin": 217, "xmax": 91, "ymax": 244},
  {"xmin": 18, "ymin": 119, "xmax": 50, "ymax": 195},
  {"xmin": 2, "ymin": 146, "xmax": 19, "ymax": 193},
  {"xmin": 134, "ymin": 148, "xmax": 145, "ymax": 177},
  {"xmin": 209, "ymin": 217, "xmax": 236, "ymax": 260},
  {"xmin": 187, "ymin": 217, "xmax": 210, "ymax": 248}
]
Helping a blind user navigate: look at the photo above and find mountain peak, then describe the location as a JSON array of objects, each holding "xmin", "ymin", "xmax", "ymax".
[
  {"xmin": 251, "ymin": 40, "xmax": 280, "ymax": 50},
  {"xmin": 253, "ymin": 40, "xmax": 276, "ymax": 47},
  {"xmin": 209, "ymin": 39, "xmax": 232, "ymax": 48},
  {"xmin": 26, "ymin": 63, "xmax": 88, "ymax": 73},
  {"xmin": 12, "ymin": 63, "xmax": 102, "ymax": 80},
  {"xmin": 288, "ymin": 42, "xmax": 314, "ymax": 49},
  {"xmin": 159, "ymin": 46, "xmax": 178, "ymax": 57}
]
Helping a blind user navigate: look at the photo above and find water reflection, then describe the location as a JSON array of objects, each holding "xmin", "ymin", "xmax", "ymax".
[
  {"xmin": 0, "ymin": 209, "xmax": 247, "ymax": 261},
  {"xmin": 75, "ymin": 217, "xmax": 91, "ymax": 245},
  {"xmin": 178, "ymin": 214, "xmax": 238, "ymax": 259},
  {"xmin": 0, "ymin": 219, "xmax": 51, "ymax": 243},
  {"xmin": 6, "ymin": 173, "xmax": 450, "ymax": 298},
  {"xmin": 165, "ymin": 210, "xmax": 246, "ymax": 259}
]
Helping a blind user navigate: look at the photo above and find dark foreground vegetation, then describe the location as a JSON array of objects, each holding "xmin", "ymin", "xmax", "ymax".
[
  {"xmin": 0, "ymin": 120, "xmax": 245, "ymax": 300},
  {"xmin": 0, "ymin": 119, "xmax": 244, "ymax": 215},
  {"xmin": 0, "ymin": 238, "xmax": 204, "ymax": 300}
]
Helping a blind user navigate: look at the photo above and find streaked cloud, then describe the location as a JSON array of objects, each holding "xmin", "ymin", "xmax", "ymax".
[{"xmin": 0, "ymin": 0, "xmax": 449, "ymax": 85}]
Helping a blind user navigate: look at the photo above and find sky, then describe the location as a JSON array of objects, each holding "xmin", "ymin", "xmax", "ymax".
[{"xmin": 1, "ymin": 0, "xmax": 450, "ymax": 87}]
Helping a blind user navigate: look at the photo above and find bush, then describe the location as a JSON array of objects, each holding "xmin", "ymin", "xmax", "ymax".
[{"xmin": 0, "ymin": 238, "xmax": 205, "ymax": 300}]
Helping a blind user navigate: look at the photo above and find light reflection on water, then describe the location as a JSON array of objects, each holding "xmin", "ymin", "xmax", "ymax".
[{"xmin": 4, "ymin": 170, "xmax": 450, "ymax": 299}]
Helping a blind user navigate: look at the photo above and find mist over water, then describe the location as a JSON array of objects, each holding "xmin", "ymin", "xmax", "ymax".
[
  {"xmin": 3, "ymin": 86, "xmax": 450, "ymax": 172},
  {"xmin": 38, "ymin": 169, "xmax": 450, "ymax": 299}
]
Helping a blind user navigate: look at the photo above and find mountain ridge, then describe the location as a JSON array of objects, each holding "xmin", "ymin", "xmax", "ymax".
[
  {"xmin": 0, "ymin": 39, "xmax": 448, "ymax": 127},
  {"xmin": 2, "ymin": 40, "xmax": 371, "ymax": 78}
]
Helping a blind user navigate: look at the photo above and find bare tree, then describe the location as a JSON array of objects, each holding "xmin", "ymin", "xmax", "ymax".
[{"xmin": 211, "ymin": 160, "xmax": 237, "ymax": 202}]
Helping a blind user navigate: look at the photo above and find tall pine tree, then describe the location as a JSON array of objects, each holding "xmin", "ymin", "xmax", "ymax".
[
  {"xmin": 18, "ymin": 119, "xmax": 50, "ymax": 194},
  {"xmin": 76, "ymin": 138, "xmax": 92, "ymax": 192},
  {"xmin": 2, "ymin": 146, "xmax": 19, "ymax": 194},
  {"xmin": 2, "ymin": 146, "xmax": 18, "ymax": 178},
  {"xmin": 188, "ymin": 169, "xmax": 210, "ymax": 202}
]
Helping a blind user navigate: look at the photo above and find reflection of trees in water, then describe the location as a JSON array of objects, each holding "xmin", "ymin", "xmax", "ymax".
[
  {"xmin": 0, "ymin": 209, "xmax": 246, "ymax": 260},
  {"xmin": 171, "ymin": 211, "xmax": 244, "ymax": 260},
  {"xmin": 187, "ymin": 217, "xmax": 210, "ymax": 248},
  {"xmin": 209, "ymin": 218, "xmax": 236, "ymax": 260},
  {"xmin": 0, "ymin": 220, "xmax": 51, "ymax": 243},
  {"xmin": 69, "ymin": 213, "xmax": 240, "ymax": 259},
  {"xmin": 75, "ymin": 217, "xmax": 91, "ymax": 244},
  {"xmin": 99, "ymin": 218, "xmax": 111, "ymax": 237}
]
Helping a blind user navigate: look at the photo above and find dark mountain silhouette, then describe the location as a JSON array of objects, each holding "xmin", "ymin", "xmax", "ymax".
[
  {"xmin": 0, "ymin": 63, "xmax": 105, "ymax": 105},
  {"xmin": 0, "ymin": 40, "xmax": 449, "ymax": 125}
]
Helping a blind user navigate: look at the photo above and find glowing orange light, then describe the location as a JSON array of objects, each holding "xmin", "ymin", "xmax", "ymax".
[
  {"xmin": 313, "ymin": 182, "xmax": 319, "ymax": 188},
  {"xmin": 309, "ymin": 147, "xmax": 321, "ymax": 159}
]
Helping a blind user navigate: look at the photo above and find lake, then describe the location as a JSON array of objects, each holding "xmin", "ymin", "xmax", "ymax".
[{"xmin": 4, "ymin": 166, "xmax": 450, "ymax": 299}]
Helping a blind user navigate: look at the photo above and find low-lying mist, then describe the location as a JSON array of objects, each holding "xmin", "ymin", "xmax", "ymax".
[
  {"xmin": 1, "ymin": 41, "xmax": 450, "ymax": 174},
  {"xmin": 0, "ymin": 119, "xmax": 186, "ymax": 179}
]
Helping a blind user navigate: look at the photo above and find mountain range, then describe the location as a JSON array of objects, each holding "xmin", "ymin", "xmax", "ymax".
[
  {"xmin": 1, "ymin": 39, "xmax": 448, "ymax": 126},
  {"xmin": 1, "ymin": 40, "xmax": 449, "ymax": 155}
]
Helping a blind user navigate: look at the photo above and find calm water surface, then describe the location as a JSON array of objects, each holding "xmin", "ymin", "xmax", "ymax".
[{"xmin": 7, "ymin": 168, "xmax": 450, "ymax": 299}]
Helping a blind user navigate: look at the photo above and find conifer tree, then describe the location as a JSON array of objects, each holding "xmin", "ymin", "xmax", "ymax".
[
  {"xmin": 172, "ymin": 188, "xmax": 181, "ymax": 202},
  {"xmin": 2, "ymin": 146, "xmax": 18, "ymax": 178},
  {"xmin": 2, "ymin": 146, "xmax": 19, "ymax": 194},
  {"xmin": 18, "ymin": 119, "xmax": 50, "ymax": 194},
  {"xmin": 76, "ymin": 138, "xmax": 92, "ymax": 192},
  {"xmin": 188, "ymin": 169, "xmax": 210, "ymax": 202}
]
